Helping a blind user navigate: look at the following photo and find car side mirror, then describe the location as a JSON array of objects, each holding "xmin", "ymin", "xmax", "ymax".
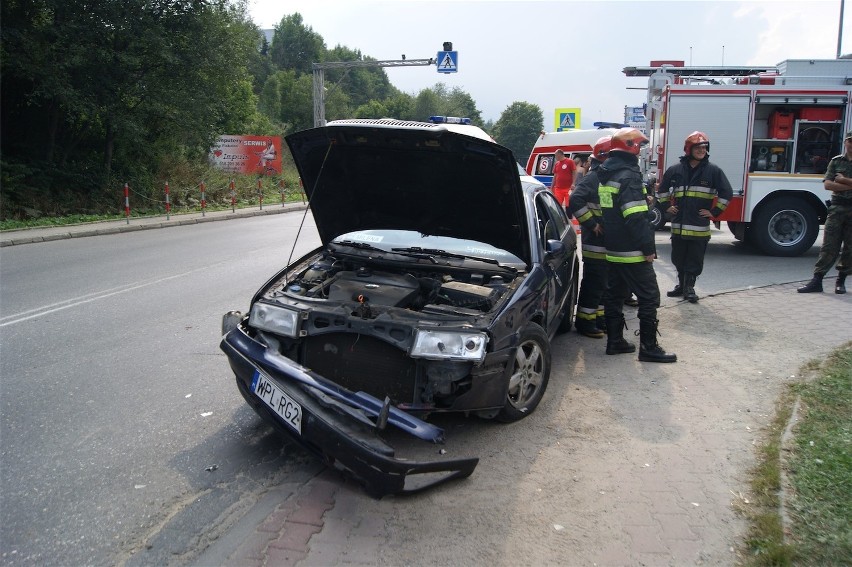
[{"xmin": 545, "ymin": 239, "xmax": 565, "ymax": 259}]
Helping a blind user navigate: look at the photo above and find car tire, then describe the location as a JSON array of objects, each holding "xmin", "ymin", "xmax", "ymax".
[
  {"xmin": 497, "ymin": 323, "xmax": 551, "ymax": 423},
  {"xmin": 751, "ymin": 196, "xmax": 818, "ymax": 256}
]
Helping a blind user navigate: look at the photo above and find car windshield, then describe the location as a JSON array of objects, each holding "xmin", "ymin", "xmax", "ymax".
[{"xmin": 331, "ymin": 229, "xmax": 525, "ymax": 267}]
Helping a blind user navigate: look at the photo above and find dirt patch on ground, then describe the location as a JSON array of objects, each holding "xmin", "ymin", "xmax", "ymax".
[{"xmin": 301, "ymin": 283, "xmax": 850, "ymax": 567}]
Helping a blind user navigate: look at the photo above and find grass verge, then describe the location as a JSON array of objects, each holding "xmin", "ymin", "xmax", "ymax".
[{"xmin": 741, "ymin": 342, "xmax": 851, "ymax": 566}]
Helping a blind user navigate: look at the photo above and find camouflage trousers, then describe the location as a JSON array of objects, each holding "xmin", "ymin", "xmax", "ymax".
[{"xmin": 814, "ymin": 204, "xmax": 852, "ymax": 276}]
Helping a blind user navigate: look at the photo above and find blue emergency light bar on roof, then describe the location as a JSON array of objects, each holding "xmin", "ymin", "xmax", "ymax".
[
  {"xmin": 593, "ymin": 121, "xmax": 628, "ymax": 129},
  {"xmin": 429, "ymin": 116, "xmax": 471, "ymax": 125}
]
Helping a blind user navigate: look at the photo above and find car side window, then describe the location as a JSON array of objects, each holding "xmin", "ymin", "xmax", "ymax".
[{"xmin": 535, "ymin": 192, "xmax": 569, "ymax": 245}]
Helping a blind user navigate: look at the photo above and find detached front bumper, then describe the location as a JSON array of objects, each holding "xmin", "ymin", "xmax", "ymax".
[{"xmin": 220, "ymin": 324, "xmax": 479, "ymax": 497}]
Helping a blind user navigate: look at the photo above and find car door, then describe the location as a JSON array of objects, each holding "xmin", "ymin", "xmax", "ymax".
[{"xmin": 535, "ymin": 191, "xmax": 575, "ymax": 335}]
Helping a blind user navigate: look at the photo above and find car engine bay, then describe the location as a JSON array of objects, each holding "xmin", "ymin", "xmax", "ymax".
[{"xmin": 266, "ymin": 254, "xmax": 520, "ymax": 316}]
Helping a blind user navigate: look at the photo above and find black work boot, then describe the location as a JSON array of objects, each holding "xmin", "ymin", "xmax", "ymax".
[
  {"xmin": 575, "ymin": 317, "xmax": 605, "ymax": 339},
  {"xmin": 797, "ymin": 274, "xmax": 824, "ymax": 293},
  {"xmin": 595, "ymin": 314, "xmax": 607, "ymax": 334},
  {"xmin": 666, "ymin": 274, "xmax": 684, "ymax": 297},
  {"xmin": 637, "ymin": 319, "xmax": 677, "ymax": 363},
  {"xmin": 605, "ymin": 316, "xmax": 636, "ymax": 355},
  {"xmin": 836, "ymin": 273, "xmax": 847, "ymax": 295},
  {"xmin": 683, "ymin": 274, "xmax": 698, "ymax": 303}
]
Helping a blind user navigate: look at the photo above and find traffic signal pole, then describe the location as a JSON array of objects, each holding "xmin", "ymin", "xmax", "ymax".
[{"xmin": 312, "ymin": 58, "xmax": 436, "ymax": 127}]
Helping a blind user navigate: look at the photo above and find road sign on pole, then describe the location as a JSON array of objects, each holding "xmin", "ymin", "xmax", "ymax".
[{"xmin": 437, "ymin": 51, "xmax": 458, "ymax": 73}]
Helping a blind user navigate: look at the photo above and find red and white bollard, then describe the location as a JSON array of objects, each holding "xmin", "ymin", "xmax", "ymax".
[
  {"xmin": 124, "ymin": 182, "xmax": 130, "ymax": 224},
  {"xmin": 200, "ymin": 181, "xmax": 206, "ymax": 217},
  {"xmin": 257, "ymin": 178, "xmax": 263, "ymax": 210},
  {"xmin": 164, "ymin": 181, "xmax": 171, "ymax": 220},
  {"xmin": 230, "ymin": 179, "xmax": 236, "ymax": 213}
]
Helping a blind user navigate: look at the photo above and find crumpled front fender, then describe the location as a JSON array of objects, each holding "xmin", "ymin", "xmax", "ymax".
[{"xmin": 221, "ymin": 326, "xmax": 479, "ymax": 497}]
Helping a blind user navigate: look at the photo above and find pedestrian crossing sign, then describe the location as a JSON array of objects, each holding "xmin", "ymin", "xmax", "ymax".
[
  {"xmin": 555, "ymin": 108, "xmax": 582, "ymax": 131},
  {"xmin": 437, "ymin": 51, "xmax": 458, "ymax": 73}
]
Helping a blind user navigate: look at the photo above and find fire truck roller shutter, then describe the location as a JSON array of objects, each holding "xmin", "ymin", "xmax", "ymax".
[{"xmin": 663, "ymin": 94, "xmax": 751, "ymax": 196}]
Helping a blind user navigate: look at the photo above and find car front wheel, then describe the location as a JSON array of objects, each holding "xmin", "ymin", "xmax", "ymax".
[{"xmin": 497, "ymin": 323, "xmax": 551, "ymax": 423}]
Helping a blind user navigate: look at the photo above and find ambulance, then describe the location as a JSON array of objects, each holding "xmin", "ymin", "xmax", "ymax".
[{"xmin": 525, "ymin": 123, "xmax": 623, "ymax": 186}]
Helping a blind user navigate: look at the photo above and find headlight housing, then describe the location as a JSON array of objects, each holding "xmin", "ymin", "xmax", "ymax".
[
  {"xmin": 410, "ymin": 329, "xmax": 487, "ymax": 363},
  {"xmin": 248, "ymin": 303, "xmax": 304, "ymax": 338}
]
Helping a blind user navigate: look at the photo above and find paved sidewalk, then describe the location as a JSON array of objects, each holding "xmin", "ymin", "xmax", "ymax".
[
  {"xmin": 0, "ymin": 203, "xmax": 308, "ymax": 247},
  {"xmin": 193, "ymin": 280, "xmax": 850, "ymax": 567}
]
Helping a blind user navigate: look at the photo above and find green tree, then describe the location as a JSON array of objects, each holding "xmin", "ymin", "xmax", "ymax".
[
  {"xmin": 436, "ymin": 84, "xmax": 483, "ymax": 125},
  {"xmin": 493, "ymin": 102, "xmax": 544, "ymax": 163},
  {"xmin": 383, "ymin": 92, "xmax": 414, "ymax": 120},
  {"xmin": 353, "ymin": 100, "xmax": 389, "ymax": 119},
  {"xmin": 1, "ymin": 0, "xmax": 263, "ymax": 214},
  {"xmin": 259, "ymin": 70, "xmax": 314, "ymax": 133},
  {"xmin": 269, "ymin": 13, "xmax": 325, "ymax": 74},
  {"xmin": 324, "ymin": 45, "xmax": 394, "ymax": 109}
]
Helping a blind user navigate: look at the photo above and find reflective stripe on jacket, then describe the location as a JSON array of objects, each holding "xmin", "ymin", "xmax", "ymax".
[
  {"xmin": 568, "ymin": 163, "xmax": 608, "ymax": 262},
  {"xmin": 657, "ymin": 155, "xmax": 733, "ymax": 240},
  {"xmin": 597, "ymin": 153, "xmax": 655, "ymax": 264}
]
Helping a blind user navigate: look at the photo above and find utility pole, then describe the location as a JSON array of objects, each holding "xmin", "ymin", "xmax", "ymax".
[
  {"xmin": 312, "ymin": 57, "xmax": 435, "ymax": 127},
  {"xmin": 838, "ymin": 0, "xmax": 845, "ymax": 59}
]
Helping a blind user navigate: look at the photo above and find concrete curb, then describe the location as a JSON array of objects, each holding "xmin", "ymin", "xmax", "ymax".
[{"xmin": 0, "ymin": 203, "xmax": 310, "ymax": 247}]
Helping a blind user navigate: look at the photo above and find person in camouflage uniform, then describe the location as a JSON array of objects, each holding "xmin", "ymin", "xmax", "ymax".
[{"xmin": 797, "ymin": 131, "xmax": 852, "ymax": 294}]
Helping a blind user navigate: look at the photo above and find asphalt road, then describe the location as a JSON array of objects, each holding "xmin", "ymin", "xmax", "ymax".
[
  {"xmin": 0, "ymin": 212, "xmax": 324, "ymax": 566},
  {"xmin": 0, "ymin": 214, "xmax": 823, "ymax": 565}
]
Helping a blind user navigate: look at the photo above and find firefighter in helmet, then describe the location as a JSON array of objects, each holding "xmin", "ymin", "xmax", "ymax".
[
  {"xmin": 568, "ymin": 136, "xmax": 611, "ymax": 338},
  {"xmin": 656, "ymin": 131, "xmax": 733, "ymax": 302},
  {"xmin": 597, "ymin": 128, "xmax": 676, "ymax": 363}
]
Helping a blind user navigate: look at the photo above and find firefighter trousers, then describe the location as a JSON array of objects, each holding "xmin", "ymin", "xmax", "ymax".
[
  {"xmin": 813, "ymin": 204, "xmax": 852, "ymax": 276},
  {"xmin": 670, "ymin": 237, "xmax": 709, "ymax": 278},
  {"xmin": 575, "ymin": 259, "xmax": 607, "ymax": 329},
  {"xmin": 604, "ymin": 261, "xmax": 661, "ymax": 326}
]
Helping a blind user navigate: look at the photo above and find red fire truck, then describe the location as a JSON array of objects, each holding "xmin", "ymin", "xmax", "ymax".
[{"xmin": 625, "ymin": 58, "xmax": 852, "ymax": 256}]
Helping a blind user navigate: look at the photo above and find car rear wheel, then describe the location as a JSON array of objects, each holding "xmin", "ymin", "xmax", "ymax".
[{"xmin": 497, "ymin": 323, "xmax": 551, "ymax": 423}]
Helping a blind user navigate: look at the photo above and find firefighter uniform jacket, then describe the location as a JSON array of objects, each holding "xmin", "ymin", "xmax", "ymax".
[
  {"xmin": 657, "ymin": 155, "xmax": 733, "ymax": 239},
  {"xmin": 568, "ymin": 161, "xmax": 606, "ymax": 262},
  {"xmin": 597, "ymin": 153, "xmax": 655, "ymax": 263}
]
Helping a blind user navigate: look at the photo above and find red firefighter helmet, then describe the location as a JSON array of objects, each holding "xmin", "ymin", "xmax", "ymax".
[
  {"xmin": 592, "ymin": 136, "xmax": 612, "ymax": 161},
  {"xmin": 684, "ymin": 131, "xmax": 710, "ymax": 154},
  {"xmin": 609, "ymin": 128, "xmax": 648, "ymax": 155}
]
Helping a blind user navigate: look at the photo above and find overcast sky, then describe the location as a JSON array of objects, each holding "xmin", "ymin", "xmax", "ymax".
[{"xmin": 247, "ymin": 0, "xmax": 852, "ymax": 127}]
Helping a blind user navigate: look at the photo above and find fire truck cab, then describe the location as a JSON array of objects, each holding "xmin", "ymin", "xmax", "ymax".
[{"xmin": 625, "ymin": 58, "xmax": 852, "ymax": 256}]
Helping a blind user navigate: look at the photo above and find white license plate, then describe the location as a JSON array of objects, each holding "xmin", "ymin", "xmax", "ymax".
[{"xmin": 251, "ymin": 370, "xmax": 302, "ymax": 434}]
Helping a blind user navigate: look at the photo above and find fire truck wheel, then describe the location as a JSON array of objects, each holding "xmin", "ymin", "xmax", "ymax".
[
  {"xmin": 751, "ymin": 196, "xmax": 818, "ymax": 257},
  {"xmin": 727, "ymin": 222, "xmax": 744, "ymax": 241}
]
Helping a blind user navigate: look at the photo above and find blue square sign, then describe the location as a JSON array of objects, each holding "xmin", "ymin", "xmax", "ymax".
[{"xmin": 437, "ymin": 51, "xmax": 458, "ymax": 73}]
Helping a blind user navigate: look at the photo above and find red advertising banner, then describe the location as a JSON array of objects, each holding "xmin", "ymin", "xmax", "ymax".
[{"xmin": 209, "ymin": 135, "xmax": 282, "ymax": 175}]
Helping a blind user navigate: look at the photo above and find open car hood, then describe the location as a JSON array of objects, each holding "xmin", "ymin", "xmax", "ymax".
[{"xmin": 286, "ymin": 119, "xmax": 531, "ymax": 266}]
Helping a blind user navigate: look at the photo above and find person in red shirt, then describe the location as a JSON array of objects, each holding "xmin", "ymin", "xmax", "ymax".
[{"xmin": 551, "ymin": 149, "xmax": 576, "ymax": 210}]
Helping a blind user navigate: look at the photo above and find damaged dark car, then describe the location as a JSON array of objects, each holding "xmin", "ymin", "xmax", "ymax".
[{"xmin": 220, "ymin": 118, "xmax": 580, "ymax": 497}]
